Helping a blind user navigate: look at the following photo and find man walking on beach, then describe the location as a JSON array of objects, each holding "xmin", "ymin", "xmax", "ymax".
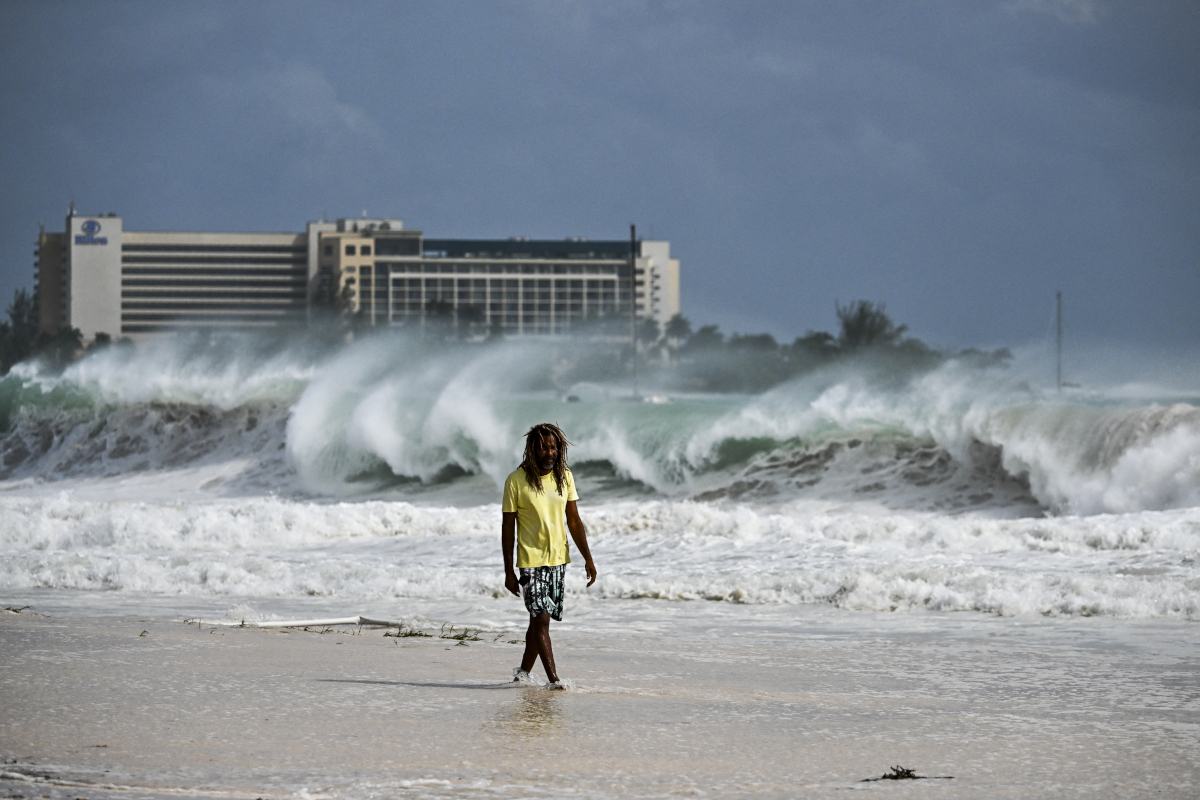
[{"xmin": 502, "ymin": 423, "xmax": 597, "ymax": 689}]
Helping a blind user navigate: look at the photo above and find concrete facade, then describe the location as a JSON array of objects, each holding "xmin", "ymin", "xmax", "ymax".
[
  {"xmin": 66, "ymin": 214, "xmax": 122, "ymax": 340},
  {"xmin": 637, "ymin": 240, "xmax": 681, "ymax": 329},
  {"xmin": 119, "ymin": 229, "xmax": 308, "ymax": 334}
]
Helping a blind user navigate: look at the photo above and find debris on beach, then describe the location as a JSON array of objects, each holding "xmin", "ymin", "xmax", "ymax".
[
  {"xmin": 383, "ymin": 624, "xmax": 431, "ymax": 638},
  {"xmin": 439, "ymin": 624, "xmax": 483, "ymax": 642},
  {"xmin": 861, "ymin": 765, "xmax": 953, "ymax": 782}
]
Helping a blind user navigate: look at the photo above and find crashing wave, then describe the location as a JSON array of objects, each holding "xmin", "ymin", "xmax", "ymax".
[{"xmin": 0, "ymin": 335, "xmax": 1195, "ymax": 515}]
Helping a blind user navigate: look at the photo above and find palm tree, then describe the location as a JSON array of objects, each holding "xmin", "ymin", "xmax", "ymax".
[
  {"xmin": 664, "ymin": 313, "xmax": 691, "ymax": 341},
  {"xmin": 835, "ymin": 300, "xmax": 907, "ymax": 351}
]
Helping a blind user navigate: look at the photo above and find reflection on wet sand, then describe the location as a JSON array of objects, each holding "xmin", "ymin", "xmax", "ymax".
[{"xmin": 491, "ymin": 687, "xmax": 563, "ymax": 738}]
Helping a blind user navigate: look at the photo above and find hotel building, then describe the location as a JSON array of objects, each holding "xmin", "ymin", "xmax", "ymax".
[{"xmin": 35, "ymin": 211, "xmax": 679, "ymax": 342}]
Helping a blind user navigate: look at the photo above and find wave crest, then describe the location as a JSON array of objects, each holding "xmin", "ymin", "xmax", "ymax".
[{"xmin": 0, "ymin": 336, "xmax": 1195, "ymax": 515}]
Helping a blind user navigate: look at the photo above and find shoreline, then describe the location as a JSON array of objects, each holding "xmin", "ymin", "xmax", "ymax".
[{"xmin": 2, "ymin": 607, "xmax": 1197, "ymax": 799}]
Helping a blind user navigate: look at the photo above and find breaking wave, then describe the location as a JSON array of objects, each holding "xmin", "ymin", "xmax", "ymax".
[{"xmin": 0, "ymin": 334, "xmax": 1195, "ymax": 516}]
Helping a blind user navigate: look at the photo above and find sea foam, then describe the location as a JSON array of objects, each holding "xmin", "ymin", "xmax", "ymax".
[{"xmin": 2, "ymin": 494, "xmax": 1197, "ymax": 620}]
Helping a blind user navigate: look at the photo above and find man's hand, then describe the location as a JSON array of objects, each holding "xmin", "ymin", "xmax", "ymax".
[
  {"xmin": 584, "ymin": 558, "xmax": 597, "ymax": 587},
  {"xmin": 502, "ymin": 512, "xmax": 521, "ymax": 597}
]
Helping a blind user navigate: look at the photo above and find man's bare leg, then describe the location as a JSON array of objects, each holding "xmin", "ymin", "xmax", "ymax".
[{"xmin": 519, "ymin": 613, "xmax": 562, "ymax": 687}]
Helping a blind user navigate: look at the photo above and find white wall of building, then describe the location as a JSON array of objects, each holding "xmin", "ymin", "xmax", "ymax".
[
  {"xmin": 639, "ymin": 240, "xmax": 680, "ymax": 326},
  {"xmin": 67, "ymin": 215, "xmax": 122, "ymax": 341}
]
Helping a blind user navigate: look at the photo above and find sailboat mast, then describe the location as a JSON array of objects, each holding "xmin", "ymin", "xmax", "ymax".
[{"xmin": 1056, "ymin": 290, "xmax": 1062, "ymax": 393}]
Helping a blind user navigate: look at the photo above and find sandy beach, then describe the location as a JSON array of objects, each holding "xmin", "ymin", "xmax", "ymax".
[{"xmin": 2, "ymin": 607, "xmax": 1197, "ymax": 799}]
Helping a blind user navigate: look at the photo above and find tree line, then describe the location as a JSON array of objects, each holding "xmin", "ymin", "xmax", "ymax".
[
  {"xmin": 0, "ymin": 289, "xmax": 107, "ymax": 375},
  {"xmin": 615, "ymin": 300, "xmax": 1011, "ymax": 393}
]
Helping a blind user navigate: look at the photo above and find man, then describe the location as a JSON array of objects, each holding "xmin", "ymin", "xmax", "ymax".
[{"xmin": 502, "ymin": 423, "xmax": 597, "ymax": 690}]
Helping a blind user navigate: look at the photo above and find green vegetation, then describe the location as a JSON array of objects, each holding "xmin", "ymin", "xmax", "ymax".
[
  {"xmin": 634, "ymin": 300, "xmax": 1010, "ymax": 393},
  {"xmin": 0, "ymin": 288, "xmax": 98, "ymax": 375}
]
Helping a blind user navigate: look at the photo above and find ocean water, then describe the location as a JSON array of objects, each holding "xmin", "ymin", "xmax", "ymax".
[{"xmin": 0, "ymin": 332, "xmax": 1197, "ymax": 628}]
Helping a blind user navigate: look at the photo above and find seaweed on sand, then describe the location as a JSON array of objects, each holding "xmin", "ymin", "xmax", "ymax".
[
  {"xmin": 439, "ymin": 624, "xmax": 483, "ymax": 642},
  {"xmin": 383, "ymin": 623, "xmax": 432, "ymax": 638},
  {"xmin": 861, "ymin": 765, "xmax": 954, "ymax": 782}
]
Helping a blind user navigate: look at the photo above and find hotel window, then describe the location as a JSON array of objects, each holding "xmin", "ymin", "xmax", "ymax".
[
  {"xmin": 361, "ymin": 245, "xmax": 371, "ymax": 256},
  {"xmin": 345, "ymin": 245, "xmax": 356, "ymax": 256},
  {"xmin": 323, "ymin": 245, "xmax": 333, "ymax": 257}
]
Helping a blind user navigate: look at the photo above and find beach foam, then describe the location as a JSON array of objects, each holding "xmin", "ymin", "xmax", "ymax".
[{"xmin": 2, "ymin": 494, "xmax": 1197, "ymax": 620}]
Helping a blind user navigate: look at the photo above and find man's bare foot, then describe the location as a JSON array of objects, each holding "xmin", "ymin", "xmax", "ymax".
[{"xmin": 547, "ymin": 680, "xmax": 566, "ymax": 691}]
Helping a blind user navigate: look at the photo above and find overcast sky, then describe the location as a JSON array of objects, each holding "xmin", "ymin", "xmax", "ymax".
[{"xmin": 1, "ymin": 0, "xmax": 1196, "ymax": 350}]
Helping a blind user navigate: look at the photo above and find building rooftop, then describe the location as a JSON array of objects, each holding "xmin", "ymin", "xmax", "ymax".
[{"xmin": 420, "ymin": 239, "xmax": 632, "ymax": 260}]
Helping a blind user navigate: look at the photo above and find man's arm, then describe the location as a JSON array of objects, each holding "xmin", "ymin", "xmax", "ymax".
[
  {"xmin": 501, "ymin": 511, "xmax": 520, "ymax": 597},
  {"xmin": 565, "ymin": 500, "xmax": 597, "ymax": 587}
]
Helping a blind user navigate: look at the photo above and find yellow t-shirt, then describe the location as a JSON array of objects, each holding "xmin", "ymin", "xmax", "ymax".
[{"xmin": 502, "ymin": 467, "xmax": 578, "ymax": 568}]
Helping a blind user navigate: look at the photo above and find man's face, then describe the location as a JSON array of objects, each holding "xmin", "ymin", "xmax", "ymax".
[{"xmin": 534, "ymin": 436, "xmax": 558, "ymax": 473}]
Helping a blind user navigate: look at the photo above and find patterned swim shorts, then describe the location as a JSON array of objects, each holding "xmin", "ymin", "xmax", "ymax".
[{"xmin": 519, "ymin": 564, "xmax": 567, "ymax": 621}]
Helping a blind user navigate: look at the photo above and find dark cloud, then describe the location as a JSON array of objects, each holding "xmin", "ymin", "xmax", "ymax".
[{"xmin": 1, "ymin": 0, "xmax": 1196, "ymax": 349}]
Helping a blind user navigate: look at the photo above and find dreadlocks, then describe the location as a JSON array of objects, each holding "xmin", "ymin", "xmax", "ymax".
[{"xmin": 521, "ymin": 422, "xmax": 570, "ymax": 495}]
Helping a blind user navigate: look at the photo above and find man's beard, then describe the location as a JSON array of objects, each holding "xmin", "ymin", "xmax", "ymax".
[{"xmin": 538, "ymin": 457, "xmax": 556, "ymax": 472}]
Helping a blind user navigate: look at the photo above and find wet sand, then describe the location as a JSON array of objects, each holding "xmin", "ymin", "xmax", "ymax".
[{"xmin": 1, "ymin": 609, "xmax": 1198, "ymax": 799}]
